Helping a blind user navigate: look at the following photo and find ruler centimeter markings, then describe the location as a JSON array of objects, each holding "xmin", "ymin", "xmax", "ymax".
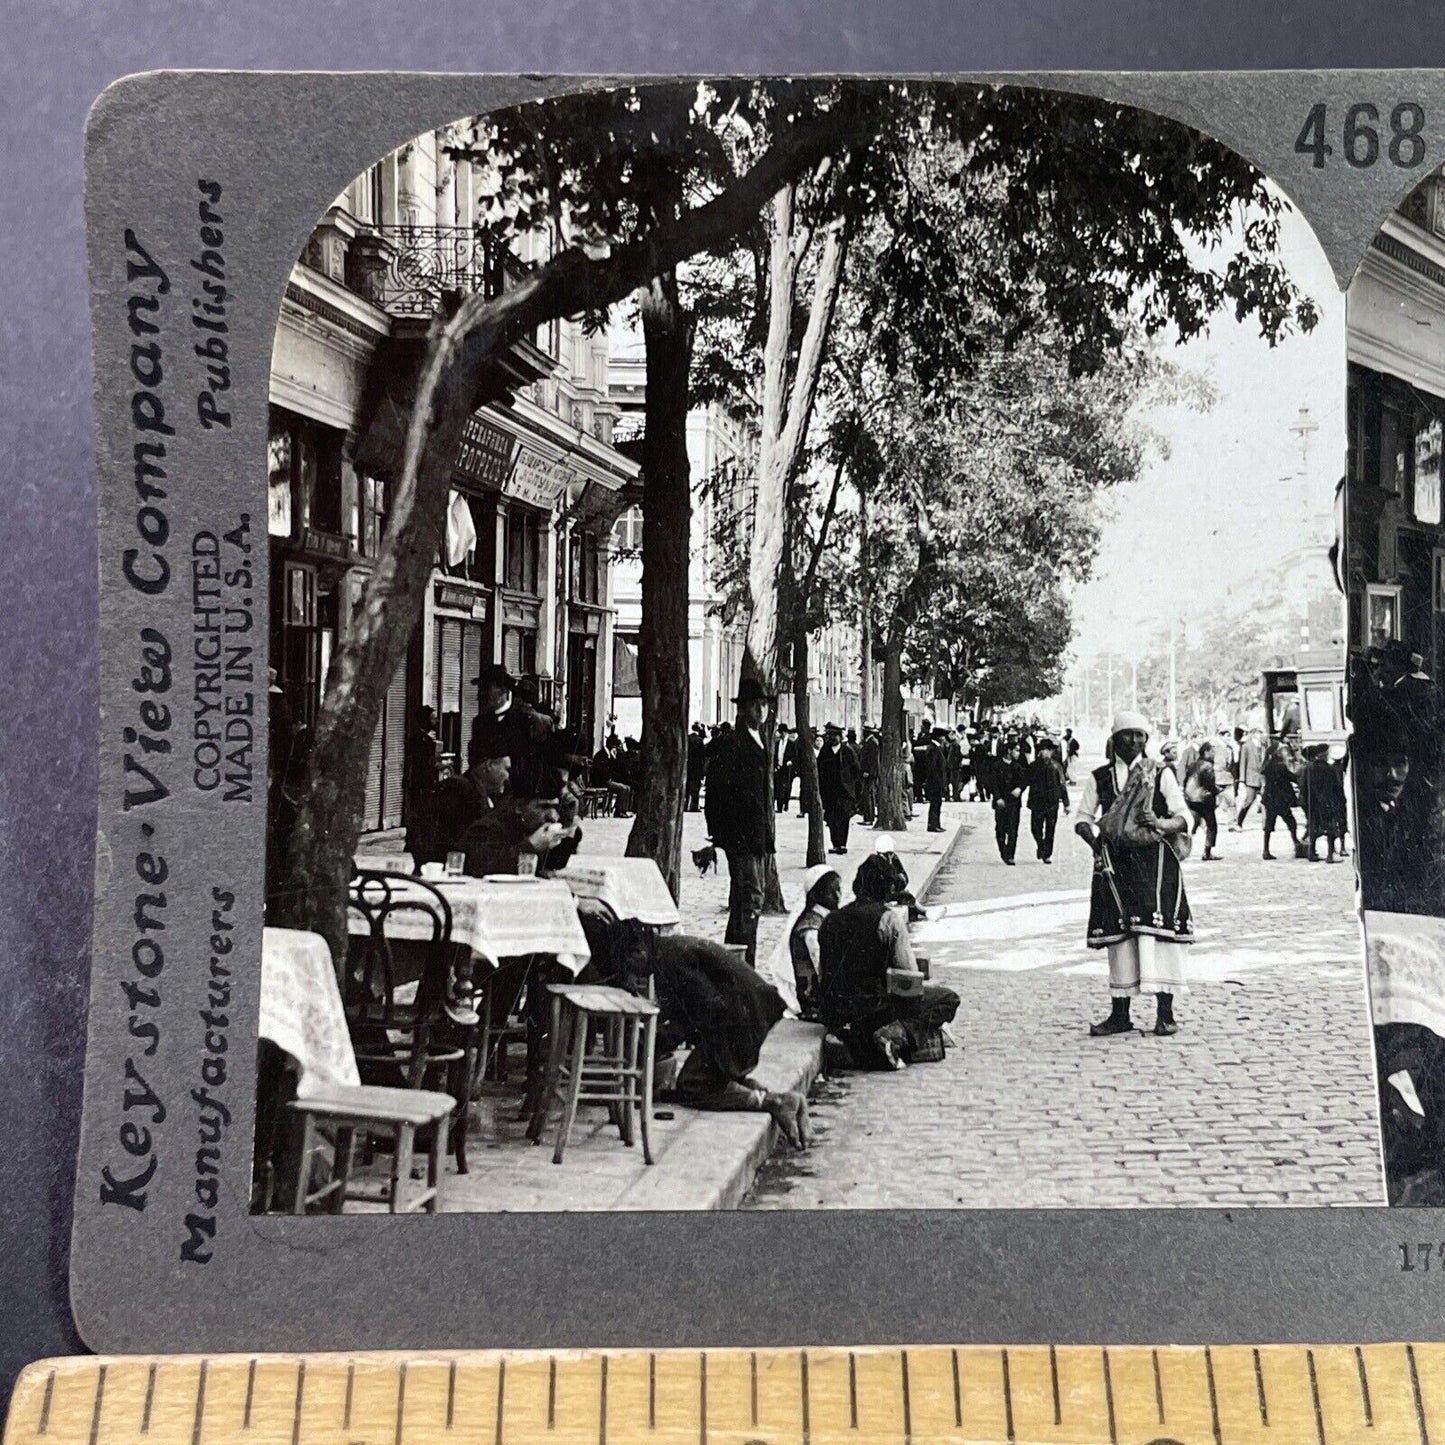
[{"xmin": 11, "ymin": 1344, "xmax": 1445, "ymax": 1444}]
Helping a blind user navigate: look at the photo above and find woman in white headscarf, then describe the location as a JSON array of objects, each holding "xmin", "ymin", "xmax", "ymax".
[{"xmin": 1072, "ymin": 711, "xmax": 1194, "ymax": 1037}]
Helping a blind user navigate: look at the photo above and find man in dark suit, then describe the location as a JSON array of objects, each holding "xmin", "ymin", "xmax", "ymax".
[
  {"xmin": 685, "ymin": 722, "xmax": 707, "ymax": 811},
  {"xmin": 817, "ymin": 721, "xmax": 862, "ymax": 854},
  {"xmin": 467, "ymin": 662, "xmax": 555, "ymax": 799},
  {"xmin": 919, "ymin": 727, "xmax": 949, "ymax": 832},
  {"xmin": 774, "ymin": 723, "xmax": 798, "ymax": 813},
  {"xmin": 859, "ymin": 727, "xmax": 881, "ymax": 823},
  {"xmin": 704, "ymin": 678, "xmax": 776, "ymax": 966}
]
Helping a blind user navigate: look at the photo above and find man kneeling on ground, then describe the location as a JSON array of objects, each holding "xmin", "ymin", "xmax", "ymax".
[
  {"xmin": 817, "ymin": 853, "xmax": 961, "ymax": 1070},
  {"xmin": 583, "ymin": 912, "xmax": 814, "ymax": 1148}
]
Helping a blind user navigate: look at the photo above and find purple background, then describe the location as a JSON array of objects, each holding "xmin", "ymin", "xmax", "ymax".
[{"xmin": 5, "ymin": 0, "xmax": 1445, "ymax": 1403}]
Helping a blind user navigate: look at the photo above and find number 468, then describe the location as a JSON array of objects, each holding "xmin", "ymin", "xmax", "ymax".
[{"xmin": 1296, "ymin": 102, "xmax": 1427, "ymax": 169}]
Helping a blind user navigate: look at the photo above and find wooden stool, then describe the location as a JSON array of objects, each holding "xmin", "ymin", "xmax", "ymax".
[
  {"xmin": 527, "ymin": 985, "xmax": 659, "ymax": 1165},
  {"xmin": 289, "ymin": 1085, "xmax": 455, "ymax": 1214}
]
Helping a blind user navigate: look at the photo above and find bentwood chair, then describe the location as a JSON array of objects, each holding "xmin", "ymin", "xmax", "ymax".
[{"xmin": 345, "ymin": 869, "xmax": 477, "ymax": 1171}]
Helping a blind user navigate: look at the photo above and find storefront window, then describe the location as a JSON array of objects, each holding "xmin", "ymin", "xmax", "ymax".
[
  {"xmin": 1367, "ymin": 584, "xmax": 1402, "ymax": 647},
  {"xmin": 268, "ymin": 429, "xmax": 292, "ymax": 538},
  {"xmin": 570, "ymin": 530, "xmax": 601, "ymax": 604},
  {"xmin": 502, "ymin": 625, "xmax": 538, "ymax": 677},
  {"xmin": 504, "ymin": 507, "xmax": 542, "ymax": 593},
  {"xmin": 444, "ymin": 492, "xmax": 497, "ymax": 584},
  {"xmin": 268, "ymin": 408, "xmax": 345, "ymax": 540},
  {"xmin": 360, "ymin": 474, "xmax": 388, "ymax": 556},
  {"xmin": 612, "ymin": 506, "xmax": 643, "ymax": 553},
  {"xmin": 1416, "ymin": 410, "xmax": 1444, "ymax": 525}
]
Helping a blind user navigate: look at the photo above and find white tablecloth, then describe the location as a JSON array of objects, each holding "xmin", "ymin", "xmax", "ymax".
[
  {"xmin": 260, "ymin": 927, "xmax": 361, "ymax": 1097},
  {"xmin": 349, "ymin": 874, "xmax": 590, "ymax": 973},
  {"xmin": 554, "ymin": 857, "xmax": 681, "ymax": 927},
  {"xmin": 1366, "ymin": 909, "xmax": 1445, "ymax": 1039}
]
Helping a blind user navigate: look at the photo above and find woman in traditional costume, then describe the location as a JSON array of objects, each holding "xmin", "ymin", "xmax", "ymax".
[{"xmin": 1073, "ymin": 711, "xmax": 1194, "ymax": 1037}]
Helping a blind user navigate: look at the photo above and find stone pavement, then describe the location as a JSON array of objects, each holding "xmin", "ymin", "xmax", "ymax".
[
  {"xmin": 354, "ymin": 800, "xmax": 962, "ymax": 1210},
  {"xmin": 745, "ymin": 800, "xmax": 1388, "ymax": 1210}
]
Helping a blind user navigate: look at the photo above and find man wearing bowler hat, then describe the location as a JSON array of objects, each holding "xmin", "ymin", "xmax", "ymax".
[
  {"xmin": 467, "ymin": 661, "xmax": 555, "ymax": 800},
  {"xmin": 705, "ymin": 677, "xmax": 777, "ymax": 966}
]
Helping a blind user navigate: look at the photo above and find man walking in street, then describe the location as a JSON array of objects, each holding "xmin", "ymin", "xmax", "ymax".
[
  {"xmin": 970, "ymin": 728, "xmax": 993, "ymax": 803},
  {"xmin": 1184, "ymin": 739, "xmax": 1221, "ymax": 861},
  {"xmin": 993, "ymin": 737, "xmax": 1025, "ymax": 865},
  {"xmin": 1024, "ymin": 736, "xmax": 1070, "ymax": 863},
  {"xmin": 818, "ymin": 721, "xmax": 862, "ymax": 855},
  {"xmin": 774, "ymin": 722, "xmax": 798, "ymax": 814},
  {"xmin": 1232, "ymin": 726, "xmax": 1265, "ymax": 830},
  {"xmin": 704, "ymin": 679, "xmax": 776, "ymax": 967}
]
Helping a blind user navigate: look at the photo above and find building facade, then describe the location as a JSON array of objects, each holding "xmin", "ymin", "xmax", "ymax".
[
  {"xmin": 270, "ymin": 126, "xmax": 638, "ymax": 834},
  {"xmin": 1346, "ymin": 167, "xmax": 1445, "ymax": 679}
]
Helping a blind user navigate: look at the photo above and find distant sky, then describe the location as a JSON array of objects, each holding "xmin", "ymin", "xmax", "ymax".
[{"xmin": 1067, "ymin": 198, "xmax": 1345, "ymax": 668}]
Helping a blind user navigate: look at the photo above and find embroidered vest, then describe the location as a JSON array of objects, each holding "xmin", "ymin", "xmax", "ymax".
[{"xmin": 1094, "ymin": 761, "xmax": 1167, "ymax": 814}]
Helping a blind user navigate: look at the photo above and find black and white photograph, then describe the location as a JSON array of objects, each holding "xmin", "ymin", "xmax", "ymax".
[
  {"xmin": 252, "ymin": 78, "xmax": 1389, "ymax": 1216},
  {"xmin": 1348, "ymin": 160, "xmax": 1445, "ymax": 1204}
]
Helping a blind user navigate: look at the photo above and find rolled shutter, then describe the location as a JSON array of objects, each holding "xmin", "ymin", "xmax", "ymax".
[{"xmin": 380, "ymin": 661, "xmax": 407, "ymax": 829}]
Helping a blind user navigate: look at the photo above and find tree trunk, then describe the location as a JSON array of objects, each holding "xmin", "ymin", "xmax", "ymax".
[
  {"xmin": 876, "ymin": 636, "xmax": 910, "ymax": 831},
  {"xmin": 792, "ymin": 622, "xmax": 827, "ymax": 866},
  {"xmin": 742, "ymin": 194, "xmax": 849, "ymax": 915},
  {"xmin": 277, "ymin": 108, "xmax": 855, "ymax": 962},
  {"xmin": 624, "ymin": 271, "xmax": 692, "ymax": 900},
  {"xmin": 744, "ymin": 191, "xmax": 847, "ymax": 693}
]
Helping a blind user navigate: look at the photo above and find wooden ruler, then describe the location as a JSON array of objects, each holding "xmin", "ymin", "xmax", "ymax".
[{"xmin": 5, "ymin": 1344, "xmax": 1441, "ymax": 1445}]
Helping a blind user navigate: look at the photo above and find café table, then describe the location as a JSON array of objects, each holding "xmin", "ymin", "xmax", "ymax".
[
  {"xmin": 553, "ymin": 856, "xmax": 681, "ymax": 928},
  {"xmin": 260, "ymin": 926, "xmax": 360, "ymax": 1096},
  {"xmin": 348, "ymin": 871, "xmax": 591, "ymax": 974},
  {"xmin": 349, "ymin": 872, "xmax": 593, "ymax": 1124}
]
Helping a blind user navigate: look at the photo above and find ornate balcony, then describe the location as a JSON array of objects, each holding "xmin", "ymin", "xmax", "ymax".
[{"xmin": 362, "ymin": 224, "xmax": 517, "ymax": 317}]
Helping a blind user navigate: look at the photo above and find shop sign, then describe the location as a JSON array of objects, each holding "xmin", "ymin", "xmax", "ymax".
[
  {"xmin": 300, "ymin": 526, "xmax": 354, "ymax": 562},
  {"xmin": 505, "ymin": 446, "xmax": 572, "ymax": 511},
  {"xmin": 434, "ymin": 582, "xmax": 487, "ymax": 619},
  {"xmin": 456, "ymin": 414, "xmax": 516, "ymax": 489}
]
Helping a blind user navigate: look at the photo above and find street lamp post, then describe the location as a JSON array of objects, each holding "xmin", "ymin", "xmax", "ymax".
[{"xmin": 1168, "ymin": 621, "xmax": 1178, "ymax": 738}]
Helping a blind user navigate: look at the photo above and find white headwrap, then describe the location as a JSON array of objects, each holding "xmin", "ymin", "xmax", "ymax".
[
  {"xmin": 1110, "ymin": 710, "xmax": 1151, "ymax": 738},
  {"xmin": 764, "ymin": 865, "xmax": 841, "ymax": 1017}
]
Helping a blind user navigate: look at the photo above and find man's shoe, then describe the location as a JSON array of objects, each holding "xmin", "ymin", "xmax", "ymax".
[
  {"xmin": 1090, "ymin": 1015, "xmax": 1134, "ymax": 1037},
  {"xmin": 1041, "ymin": 856, "xmax": 1052, "ymax": 865},
  {"xmin": 1153, "ymin": 1019, "xmax": 1179, "ymax": 1037},
  {"xmin": 1262, "ymin": 850, "xmax": 1274, "ymax": 860}
]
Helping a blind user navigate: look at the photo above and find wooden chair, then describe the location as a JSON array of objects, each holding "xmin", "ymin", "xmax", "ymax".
[
  {"xmin": 290, "ymin": 1084, "xmax": 454, "ymax": 1214},
  {"xmin": 345, "ymin": 870, "xmax": 478, "ymax": 1171},
  {"xmin": 526, "ymin": 984, "xmax": 660, "ymax": 1165},
  {"xmin": 579, "ymin": 787, "xmax": 613, "ymax": 819}
]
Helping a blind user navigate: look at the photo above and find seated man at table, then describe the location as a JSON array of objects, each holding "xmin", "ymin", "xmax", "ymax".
[
  {"xmin": 460, "ymin": 763, "xmax": 584, "ymax": 876},
  {"xmin": 409, "ymin": 751, "xmax": 513, "ymax": 866},
  {"xmin": 581, "ymin": 912, "xmax": 814, "ymax": 1149}
]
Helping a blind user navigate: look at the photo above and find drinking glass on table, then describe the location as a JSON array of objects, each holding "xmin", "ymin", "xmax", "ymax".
[{"xmin": 445, "ymin": 850, "xmax": 466, "ymax": 877}]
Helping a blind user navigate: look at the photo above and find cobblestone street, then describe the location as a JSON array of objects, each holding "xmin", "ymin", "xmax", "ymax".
[{"xmin": 746, "ymin": 798, "xmax": 1388, "ymax": 1209}]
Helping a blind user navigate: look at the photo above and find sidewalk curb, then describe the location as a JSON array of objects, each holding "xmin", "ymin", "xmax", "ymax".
[
  {"xmin": 610, "ymin": 1020, "xmax": 826, "ymax": 1210},
  {"xmin": 594, "ymin": 820, "xmax": 973, "ymax": 1210},
  {"xmin": 665, "ymin": 813, "xmax": 973, "ymax": 1208}
]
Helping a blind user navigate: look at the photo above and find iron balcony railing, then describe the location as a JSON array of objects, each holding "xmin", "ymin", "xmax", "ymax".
[{"xmin": 364, "ymin": 224, "xmax": 523, "ymax": 318}]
